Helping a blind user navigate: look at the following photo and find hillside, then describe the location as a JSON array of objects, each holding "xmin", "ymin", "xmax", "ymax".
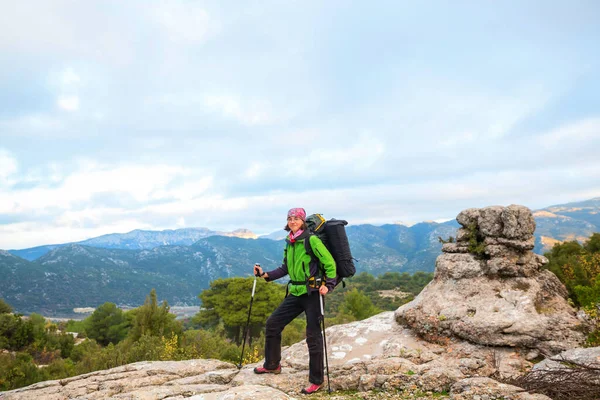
[
  {"xmin": 0, "ymin": 222, "xmax": 453, "ymax": 315},
  {"xmin": 533, "ymin": 197, "xmax": 600, "ymax": 252},
  {"xmin": 0, "ymin": 238, "xmax": 282, "ymax": 315},
  {"xmin": 2, "ymin": 197, "xmax": 600, "ymax": 315},
  {"xmin": 8, "ymin": 227, "xmax": 258, "ymax": 261}
]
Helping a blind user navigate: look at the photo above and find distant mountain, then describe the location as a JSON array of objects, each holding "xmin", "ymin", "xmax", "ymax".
[
  {"xmin": 218, "ymin": 229, "xmax": 258, "ymax": 239},
  {"xmin": 1, "ymin": 237, "xmax": 282, "ymax": 315},
  {"xmin": 533, "ymin": 197, "xmax": 600, "ymax": 252},
  {"xmin": 9, "ymin": 227, "xmax": 259, "ymax": 260},
  {"xmin": 0, "ymin": 221, "xmax": 458, "ymax": 315},
  {"xmin": 3, "ymin": 197, "xmax": 600, "ymax": 315},
  {"xmin": 78, "ymin": 227, "xmax": 218, "ymax": 249},
  {"xmin": 348, "ymin": 221, "xmax": 459, "ymax": 274},
  {"xmin": 8, "ymin": 244, "xmax": 63, "ymax": 261}
]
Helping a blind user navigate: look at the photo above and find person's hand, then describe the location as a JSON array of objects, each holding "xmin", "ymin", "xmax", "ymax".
[
  {"xmin": 319, "ymin": 285, "xmax": 329, "ymax": 296},
  {"xmin": 253, "ymin": 263, "xmax": 263, "ymax": 277}
]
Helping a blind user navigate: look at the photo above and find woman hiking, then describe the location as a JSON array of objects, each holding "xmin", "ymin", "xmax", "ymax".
[{"xmin": 253, "ymin": 207, "xmax": 336, "ymax": 395}]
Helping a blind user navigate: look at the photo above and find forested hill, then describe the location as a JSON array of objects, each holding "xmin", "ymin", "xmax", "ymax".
[
  {"xmin": 0, "ymin": 222, "xmax": 455, "ymax": 315},
  {"xmin": 533, "ymin": 197, "xmax": 600, "ymax": 250},
  {"xmin": 2, "ymin": 197, "xmax": 600, "ymax": 315}
]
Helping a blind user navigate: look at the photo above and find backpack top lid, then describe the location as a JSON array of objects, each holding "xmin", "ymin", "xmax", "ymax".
[{"xmin": 306, "ymin": 213, "xmax": 326, "ymax": 233}]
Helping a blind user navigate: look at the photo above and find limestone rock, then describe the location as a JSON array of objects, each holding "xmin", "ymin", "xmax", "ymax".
[
  {"xmin": 435, "ymin": 253, "xmax": 484, "ymax": 280},
  {"xmin": 457, "ymin": 208, "xmax": 480, "ymax": 228},
  {"xmin": 534, "ymin": 346, "xmax": 600, "ymax": 371},
  {"xmin": 442, "ymin": 243, "xmax": 470, "ymax": 254},
  {"xmin": 456, "ymin": 228, "xmax": 471, "ymax": 242},
  {"xmin": 399, "ymin": 205, "xmax": 589, "ymax": 355},
  {"xmin": 1, "ymin": 313, "xmax": 558, "ymax": 400},
  {"xmin": 0, "ymin": 359, "xmax": 237, "ymax": 400},
  {"xmin": 202, "ymin": 384, "xmax": 293, "ymax": 399},
  {"xmin": 502, "ymin": 205, "xmax": 536, "ymax": 240},
  {"xmin": 478, "ymin": 206, "xmax": 505, "ymax": 237},
  {"xmin": 485, "ymin": 236, "xmax": 536, "ymax": 251}
]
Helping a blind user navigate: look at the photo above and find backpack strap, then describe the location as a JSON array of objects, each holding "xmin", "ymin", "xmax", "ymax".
[{"xmin": 303, "ymin": 235, "xmax": 323, "ymax": 278}]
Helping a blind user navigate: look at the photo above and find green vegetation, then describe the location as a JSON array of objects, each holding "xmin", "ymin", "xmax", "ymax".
[
  {"xmin": 543, "ymin": 233, "xmax": 600, "ymax": 345},
  {"xmin": 0, "ymin": 271, "xmax": 432, "ymax": 391},
  {"xmin": 193, "ymin": 277, "xmax": 285, "ymax": 344},
  {"xmin": 466, "ymin": 223, "xmax": 487, "ymax": 257}
]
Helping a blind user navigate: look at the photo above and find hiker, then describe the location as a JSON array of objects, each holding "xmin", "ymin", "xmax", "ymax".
[{"xmin": 253, "ymin": 207, "xmax": 336, "ymax": 395}]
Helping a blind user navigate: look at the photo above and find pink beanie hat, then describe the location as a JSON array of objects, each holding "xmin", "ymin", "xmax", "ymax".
[{"xmin": 287, "ymin": 208, "xmax": 306, "ymax": 221}]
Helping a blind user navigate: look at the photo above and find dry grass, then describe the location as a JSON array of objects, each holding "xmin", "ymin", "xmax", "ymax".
[{"xmin": 503, "ymin": 357, "xmax": 600, "ymax": 400}]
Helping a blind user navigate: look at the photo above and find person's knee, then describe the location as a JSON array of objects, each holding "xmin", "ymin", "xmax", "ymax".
[
  {"xmin": 265, "ymin": 318, "xmax": 275, "ymax": 333},
  {"xmin": 265, "ymin": 317, "xmax": 284, "ymax": 335},
  {"xmin": 305, "ymin": 329, "xmax": 323, "ymax": 348}
]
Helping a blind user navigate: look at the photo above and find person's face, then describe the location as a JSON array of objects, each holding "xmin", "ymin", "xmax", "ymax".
[{"xmin": 287, "ymin": 216, "xmax": 303, "ymax": 233}]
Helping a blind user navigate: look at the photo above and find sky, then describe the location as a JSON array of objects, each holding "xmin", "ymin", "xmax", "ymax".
[{"xmin": 1, "ymin": 1, "xmax": 599, "ymax": 250}]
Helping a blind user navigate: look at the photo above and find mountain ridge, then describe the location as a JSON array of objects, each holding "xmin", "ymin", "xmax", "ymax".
[
  {"xmin": 9, "ymin": 227, "xmax": 260, "ymax": 260},
  {"xmin": 2, "ymin": 198, "xmax": 599, "ymax": 315}
]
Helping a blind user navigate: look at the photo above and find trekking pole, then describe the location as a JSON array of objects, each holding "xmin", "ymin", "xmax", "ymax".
[
  {"xmin": 237, "ymin": 269, "xmax": 259, "ymax": 369},
  {"xmin": 319, "ymin": 290, "xmax": 332, "ymax": 393}
]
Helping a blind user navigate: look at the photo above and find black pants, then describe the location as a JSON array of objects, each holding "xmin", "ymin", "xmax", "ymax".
[{"xmin": 264, "ymin": 293, "xmax": 324, "ymax": 385}]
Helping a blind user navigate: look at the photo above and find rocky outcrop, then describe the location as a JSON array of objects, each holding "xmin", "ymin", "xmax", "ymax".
[
  {"xmin": 396, "ymin": 205, "xmax": 589, "ymax": 355},
  {"xmin": 2, "ymin": 312, "xmax": 552, "ymax": 399}
]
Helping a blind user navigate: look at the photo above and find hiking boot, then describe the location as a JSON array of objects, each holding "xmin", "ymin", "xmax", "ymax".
[
  {"xmin": 253, "ymin": 365, "xmax": 281, "ymax": 374},
  {"xmin": 301, "ymin": 383, "xmax": 322, "ymax": 394}
]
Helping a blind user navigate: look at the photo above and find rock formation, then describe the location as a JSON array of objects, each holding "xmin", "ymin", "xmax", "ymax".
[{"xmin": 395, "ymin": 205, "xmax": 589, "ymax": 355}]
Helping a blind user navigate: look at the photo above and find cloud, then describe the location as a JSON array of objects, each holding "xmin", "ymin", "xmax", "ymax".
[
  {"xmin": 243, "ymin": 162, "xmax": 265, "ymax": 179},
  {"xmin": 538, "ymin": 118, "xmax": 600, "ymax": 148},
  {"xmin": 148, "ymin": 2, "xmax": 219, "ymax": 43},
  {"xmin": 0, "ymin": 219, "xmax": 156, "ymax": 250},
  {"xmin": 0, "ymin": 161, "xmax": 199, "ymax": 215},
  {"xmin": 2, "ymin": 151, "xmax": 600, "ymax": 249},
  {"xmin": 202, "ymin": 94, "xmax": 275, "ymax": 126},
  {"xmin": 0, "ymin": 1, "xmax": 599, "ymax": 249},
  {"xmin": 61, "ymin": 67, "xmax": 81, "ymax": 85},
  {"xmin": 0, "ymin": 2, "xmax": 137, "ymax": 65},
  {"xmin": 0, "ymin": 149, "xmax": 18, "ymax": 186},
  {"xmin": 57, "ymin": 95, "xmax": 80, "ymax": 111}
]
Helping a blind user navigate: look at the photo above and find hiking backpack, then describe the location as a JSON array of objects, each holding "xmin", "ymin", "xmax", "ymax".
[{"xmin": 305, "ymin": 213, "xmax": 356, "ymax": 286}]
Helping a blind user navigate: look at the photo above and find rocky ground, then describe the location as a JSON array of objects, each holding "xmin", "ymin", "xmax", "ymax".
[{"xmin": 0, "ymin": 312, "xmax": 553, "ymax": 400}]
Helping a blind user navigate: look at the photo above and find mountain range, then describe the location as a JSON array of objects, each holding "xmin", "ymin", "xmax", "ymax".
[
  {"xmin": 8, "ymin": 227, "xmax": 260, "ymax": 261},
  {"xmin": 2, "ymin": 198, "xmax": 599, "ymax": 315}
]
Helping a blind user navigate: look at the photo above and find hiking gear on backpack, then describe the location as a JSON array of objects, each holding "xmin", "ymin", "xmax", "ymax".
[
  {"xmin": 301, "ymin": 383, "xmax": 322, "ymax": 394},
  {"xmin": 237, "ymin": 272, "xmax": 259, "ymax": 369},
  {"xmin": 253, "ymin": 365, "xmax": 281, "ymax": 374},
  {"xmin": 319, "ymin": 293, "xmax": 332, "ymax": 393},
  {"xmin": 305, "ymin": 214, "xmax": 356, "ymax": 286}
]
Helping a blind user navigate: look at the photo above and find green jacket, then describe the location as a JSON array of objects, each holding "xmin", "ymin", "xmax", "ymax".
[{"xmin": 266, "ymin": 230, "xmax": 336, "ymax": 296}]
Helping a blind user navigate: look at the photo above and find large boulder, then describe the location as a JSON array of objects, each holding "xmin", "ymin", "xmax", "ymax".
[{"xmin": 396, "ymin": 205, "xmax": 589, "ymax": 355}]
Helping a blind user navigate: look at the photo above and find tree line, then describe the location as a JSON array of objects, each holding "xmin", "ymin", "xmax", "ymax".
[
  {"xmin": 0, "ymin": 271, "xmax": 432, "ymax": 391},
  {"xmin": 543, "ymin": 232, "xmax": 600, "ymax": 345}
]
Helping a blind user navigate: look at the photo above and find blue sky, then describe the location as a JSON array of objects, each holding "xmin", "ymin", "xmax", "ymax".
[{"xmin": 1, "ymin": 1, "xmax": 599, "ymax": 249}]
